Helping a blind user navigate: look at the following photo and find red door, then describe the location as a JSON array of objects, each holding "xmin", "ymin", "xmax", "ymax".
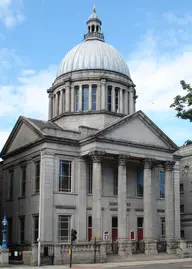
[
  {"xmin": 112, "ymin": 228, "xmax": 118, "ymax": 241},
  {"xmin": 137, "ymin": 228, "xmax": 143, "ymax": 241},
  {"xmin": 88, "ymin": 228, "xmax": 92, "ymax": 241}
]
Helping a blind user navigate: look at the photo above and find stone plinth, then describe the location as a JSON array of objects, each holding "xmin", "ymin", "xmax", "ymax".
[
  {"xmin": 0, "ymin": 248, "xmax": 9, "ymax": 267},
  {"xmin": 144, "ymin": 241, "xmax": 157, "ymax": 255}
]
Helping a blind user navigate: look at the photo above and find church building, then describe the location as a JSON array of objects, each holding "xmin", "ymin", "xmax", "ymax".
[{"xmin": 0, "ymin": 7, "xmax": 181, "ymax": 256}]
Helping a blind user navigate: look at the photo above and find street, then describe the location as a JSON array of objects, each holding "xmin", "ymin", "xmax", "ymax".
[{"xmin": 109, "ymin": 263, "xmax": 192, "ymax": 269}]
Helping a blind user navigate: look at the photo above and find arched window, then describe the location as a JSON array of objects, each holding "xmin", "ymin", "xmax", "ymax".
[
  {"xmin": 88, "ymin": 26, "xmax": 90, "ymax": 33},
  {"xmin": 92, "ymin": 85, "xmax": 97, "ymax": 111},
  {"xmin": 82, "ymin": 85, "xmax": 89, "ymax": 111},
  {"xmin": 92, "ymin": 25, "xmax": 95, "ymax": 33},
  {"xmin": 115, "ymin": 88, "xmax": 119, "ymax": 113},
  {"xmin": 96, "ymin": 25, "xmax": 99, "ymax": 32}
]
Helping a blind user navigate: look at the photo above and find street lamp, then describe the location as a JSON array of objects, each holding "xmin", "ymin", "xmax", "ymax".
[{"xmin": 2, "ymin": 216, "xmax": 8, "ymax": 249}]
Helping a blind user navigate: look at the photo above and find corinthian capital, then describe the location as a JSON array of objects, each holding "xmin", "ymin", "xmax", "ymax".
[
  {"xmin": 143, "ymin": 158, "xmax": 153, "ymax": 169},
  {"xmin": 165, "ymin": 161, "xmax": 175, "ymax": 171},
  {"xmin": 89, "ymin": 150, "xmax": 105, "ymax": 163},
  {"xmin": 118, "ymin": 155, "xmax": 128, "ymax": 166}
]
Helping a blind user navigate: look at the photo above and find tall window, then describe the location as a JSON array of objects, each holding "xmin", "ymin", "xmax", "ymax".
[
  {"xmin": 107, "ymin": 86, "xmax": 112, "ymax": 111},
  {"xmin": 7, "ymin": 217, "xmax": 12, "ymax": 243},
  {"xmin": 8, "ymin": 170, "xmax": 14, "ymax": 200},
  {"xmin": 87, "ymin": 163, "xmax": 92, "ymax": 194},
  {"xmin": 112, "ymin": 216, "xmax": 118, "ymax": 241},
  {"xmin": 33, "ymin": 215, "xmax": 39, "ymax": 243},
  {"xmin": 181, "ymin": 230, "xmax": 185, "ymax": 239},
  {"xmin": 75, "ymin": 87, "xmax": 79, "ymax": 112},
  {"xmin": 180, "ymin": 183, "xmax": 184, "ymax": 194},
  {"xmin": 137, "ymin": 170, "xmax": 144, "ymax": 197},
  {"xmin": 92, "ymin": 86, "xmax": 97, "ymax": 111},
  {"xmin": 58, "ymin": 215, "xmax": 71, "ymax": 242},
  {"xmin": 82, "ymin": 86, "xmax": 89, "ymax": 111},
  {"xmin": 160, "ymin": 171, "xmax": 165, "ymax": 199},
  {"xmin": 115, "ymin": 88, "xmax": 119, "ymax": 112},
  {"xmin": 160, "ymin": 217, "xmax": 165, "ymax": 238},
  {"xmin": 34, "ymin": 161, "xmax": 40, "ymax": 193},
  {"xmin": 180, "ymin": 204, "xmax": 184, "ymax": 214},
  {"xmin": 19, "ymin": 216, "xmax": 25, "ymax": 243},
  {"xmin": 113, "ymin": 167, "xmax": 118, "ymax": 195},
  {"xmin": 21, "ymin": 166, "xmax": 26, "ymax": 197},
  {"xmin": 88, "ymin": 216, "xmax": 92, "ymax": 241},
  {"xmin": 59, "ymin": 160, "xmax": 72, "ymax": 192}
]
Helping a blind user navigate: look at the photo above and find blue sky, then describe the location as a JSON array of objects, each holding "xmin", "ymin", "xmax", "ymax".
[{"xmin": 0, "ymin": 0, "xmax": 192, "ymax": 150}]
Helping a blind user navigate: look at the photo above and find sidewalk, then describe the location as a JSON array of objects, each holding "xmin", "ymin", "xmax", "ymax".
[{"xmin": 3, "ymin": 257, "xmax": 192, "ymax": 269}]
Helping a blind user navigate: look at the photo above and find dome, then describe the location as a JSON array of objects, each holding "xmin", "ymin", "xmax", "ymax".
[{"xmin": 56, "ymin": 39, "xmax": 130, "ymax": 78}]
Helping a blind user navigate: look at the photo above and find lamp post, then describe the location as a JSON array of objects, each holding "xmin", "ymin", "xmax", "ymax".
[{"xmin": 2, "ymin": 216, "xmax": 8, "ymax": 249}]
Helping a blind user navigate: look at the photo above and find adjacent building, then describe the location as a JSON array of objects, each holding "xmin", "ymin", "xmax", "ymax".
[{"xmin": 0, "ymin": 7, "xmax": 181, "ymax": 255}]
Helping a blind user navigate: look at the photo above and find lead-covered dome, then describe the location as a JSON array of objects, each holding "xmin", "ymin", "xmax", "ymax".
[
  {"xmin": 56, "ymin": 40, "xmax": 130, "ymax": 78},
  {"xmin": 56, "ymin": 6, "xmax": 130, "ymax": 78}
]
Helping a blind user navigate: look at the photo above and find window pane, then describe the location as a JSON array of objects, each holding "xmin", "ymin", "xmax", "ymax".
[
  {"xmin": 33, "ymin": 216, "xmax": 39, "ymax": 243},
  {"xmin": 137, "ymin": 217, "xmax": 143, "ymax": 228},
  {"xmin": 112, "ymin": 217, "xmax": 118, "ymax": 228},
  {"xmin": 59, "ymin": 161, "xmax": 72, "ymax": 192},
  {"xmin": 58, "ymin": 215, "xmax": 70, "ymax": 243},
  {"xmin": 82, "ymin": 87, "xmax": 89, "ymax": 111},
  {"xmin": 88, "ymin": 216, "xmax": 92, "ymax": 227},
  {"xmin": 108, "ymin": 86, "xmax": 112, "ymax": 111},
  {"xmin": 75, "ymin": 87, "xmax": 79, "ymax": 112},
  {"xmin": 21, "ymin": 166, "xmax": 26, "ymax": 196},
  {"xmin": 115, "ymin": 88, "xmax": 119, "ymax": 112},
  {"xmin": 35, "ymin": 161, "xmax": 40, "ymax": 193},
  {"xmin": 160, "ymin": 171, "xmax": 165, "ymax": 198},
  {"xmin": 137, "ymin": 170, "xmax": 144, "ymax": 197},
  {"xmin": 92, "ymin": 87, "xmax": 97, "ymax": 111}
]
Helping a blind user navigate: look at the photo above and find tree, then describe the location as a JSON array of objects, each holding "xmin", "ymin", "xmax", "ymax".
[
  {"xmin": 170, "ymin": 80, "xmax": 192, "ymax": 146},
  {"xmin": 170, "ymin": 80, "xmax": 192, "ymax": 121}
]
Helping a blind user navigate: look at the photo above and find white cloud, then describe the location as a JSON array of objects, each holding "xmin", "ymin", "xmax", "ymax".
[
  {"xmin": 164, "ymin": 12, "xmax": 192, "ymax": 25},
  {"xmin": 0, "ymin": 0, "xmax": 24, "ymax": 28}
]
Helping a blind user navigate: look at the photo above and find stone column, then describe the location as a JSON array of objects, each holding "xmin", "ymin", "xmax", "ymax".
[
  {"xmin": 165, "ymin": 161, "xmax": 175, "ymax": 253},
  {"xmin": 124, "ymin": 90, "xmax": 128, "ymax": 114},
  {"xmin": 71, "ymin": 86, "xmax": 75, "ymax": 112},
  {"xmin": 120, "ymin": 88, "xmax": 123, "ymax": 113},
  {"xmin": 65, "ymin": 82, "xmax": 71, "ymax": 112},
  {"xmin": 129, "ymin": 88, "xmax": 134, "ymax": 114},
  {"xmin": 89, "ymin": 151, "xmax": 105, "ymax": 240},
  {"xmin": 59, "ymin": 90, "xmax": 63, "ymax": 114},
  {"xmin": 48, "ymin": 93, "xmax": 53, "ymax": 120},
  {"xmin": 77, "ymin": 157, "xmax": 87, "ymax": 242},
  {"xmin": 79, "ymin": 84, "xmax": 82, "ymax": 111},
  {"xmin": 39, "ymin": 150, "xmax": 54, "ymax": 242},
  {"xmin": 173, "ymin": 160, "xmax": 181, "ymax": 240},
  {"xmin": 118, "ymin": 155, "xmax": 129, "ymax": 256},
  {"xmin": 55, "ymin": 93, "xmax": 59, "ymax": 116},
  {"xmin": 53, "ymin": 95, "xmax": 55, "ymax": 117},
  {"xmin": 112, "ymin": 86, "xmax": 115, "ymax": 112},
  {"xmin": 101, "ymin": 79, "xmax": 106, "ymax": 110},
  {"xmin": 89, "ymin": 84, "xmax": 92, "ymax": 110},
  {"xmin": 143, "ymin": 158, "xmax": 157, "ymax": 255}
]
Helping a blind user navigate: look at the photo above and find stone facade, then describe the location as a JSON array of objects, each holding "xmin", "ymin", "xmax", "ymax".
[{"xmin": 0, "ymin": 6, "xmax": 182, "ymax": 263}]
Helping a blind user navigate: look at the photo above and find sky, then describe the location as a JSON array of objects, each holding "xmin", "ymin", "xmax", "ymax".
[{"xmin": 0, "ymin": 0, "xmax": 192, "ymax": 153}]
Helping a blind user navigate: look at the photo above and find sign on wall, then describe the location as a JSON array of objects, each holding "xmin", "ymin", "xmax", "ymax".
[
  {"xmin": 103, "ymin": 230, "xmax": 109, "ymax": 241},
  {"xmin": 130, "ymin": 231, "xmax": 135, "ymax": 241}
]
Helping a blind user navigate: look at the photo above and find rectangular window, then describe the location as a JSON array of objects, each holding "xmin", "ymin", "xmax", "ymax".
[
  {"xmin": 112, "ymin": 216, "xmax": 118, "ymax": 241},
  {"xmin": 8, "ymin": 170, "xmax": 14, "ymax": 200},
  {"xmin": 59, "ymin": 160, "xmax": 72, "ymax": 192},
  {"xmin": 107, "ymin": 86, "xmax": 112, "ymax": 111},
  {"xmin": 82, "ymin": 86, "xmax": 89, "ymax": 111},
  {"xmin": 19, "ymin": 216, "xmax": 25, "ymax": 243},
  {"xmin": 181, "ymin": 230, "xmax": 185, "ymax": 239},
  {"xmin": 160, "ymin": 217, "xmax": 165, "ymax": 238},
  {"xmin": 115, "ymin": 88, "xmax": 119, "ymax": 112},
  {"xmin": 75, "ymin": 87, "xmax": 79, "ymax": 112},
  {"xmin": 113, "ymin": 167, "xmax": 118, "ymax": 195},
  {"xmin": 92, "ymin": 86, "xmax": 97, "ymax": 111},
  {"xmin": 7, "ymin": 217, "xmax": 12, "ymax": 243},
  {"xmin": 21, "ymin": 166, "xmax": 26, "ymax": 197},
  {"xmin": 112, "ymin": 216, "xmax": 118, "ymax": 228},
  {"xmin": 87, "ymin": 163, "xmax": 92, "ymax": 194},
  {"xmin": 180, "ymin": 183, "xmax": 184, "ymax": 194},
  {"xmin": 33, "ymin": 215, "xmax": 39, "ymax": 243},
  {"xmin": 160, "ymin": 171, "xmax": 165, "ymax": 199},
  {"xmin": 137, "ymin": 217, "xmax": 143, "ymax": 228},
  {"xmin": 34, "ymin": 161, "xmax": 40, "ymax": 193},
  {"xmin": 180, "ymin": 204, "xmax": 184, "ymax": 214},
  {"xmin": 137, "ymin": 170, "xmax": 144, "ymax": 197},
  {"xmin": 58, "ymin": 215, "xmax": 71, "ymax": 243},
  {"xmin": 88, "ymin": 216, "xmax": 92, "ymax": 241}
]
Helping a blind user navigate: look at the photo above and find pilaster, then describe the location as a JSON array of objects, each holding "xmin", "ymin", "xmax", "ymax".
[
  {"xmin": 48, "ymin": 93, "xmax": 53, "ymax": 120},
  {"xmin": 71, "ymin": 86, "xmax": 75, "ymax": 112},
  {"xmin": 65, "ymin": 82, "xmax": 71, "ymax": 112},
  {"xmin": 59, "ymin": 90, "xmax": 63, "ymax": 114},
  {"xmin": 55, "ymin": 93, "xmax": 59, "ymax": 116},
  {"xmin": 89, "ymin": 150, "xmax": 105, "ymax": 240},
  {"xmin": 124, "ymin": 90, "xmax": 128, "ymax": 115},
  {"xmin": 79, "ymin": 84, "xmax": 83, "ymax": 111}
]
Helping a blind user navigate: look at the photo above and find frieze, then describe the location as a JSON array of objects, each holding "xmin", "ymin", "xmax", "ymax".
[{"xmin": 109, "ymin": 202, "xmax": 131, "ymax": 206}]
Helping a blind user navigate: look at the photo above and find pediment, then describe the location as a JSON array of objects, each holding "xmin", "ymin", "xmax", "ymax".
[
  {"xmin": 95, "ymin": 111, "xmax": 178, "ymax": 151},
  {"xmin": 2, "ymin": 117, "xmax": 43, "ymax": 156}
]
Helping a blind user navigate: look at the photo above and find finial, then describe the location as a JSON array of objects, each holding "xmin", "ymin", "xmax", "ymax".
[{"xmin": 93, "ymin": 4, "xmax": 96, "ymax": 13}]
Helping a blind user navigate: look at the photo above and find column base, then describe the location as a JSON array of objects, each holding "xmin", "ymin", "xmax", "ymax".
[
  {"xmin": 166, "ymin": 240, "xmax": 177, "ymax": 254},
  {"xmin": 1, "ymin": 248, "xmax": 9, "ymax": 266},
  {"xmin": 118, "ymin": 240, "xmax": 132, "ymax": 257},
  {"xmin": 144, "ymin": 240, "xmax": 158, "ymax": 255}
]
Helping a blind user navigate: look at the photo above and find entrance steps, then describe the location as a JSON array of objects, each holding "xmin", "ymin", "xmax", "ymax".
[{"xmin": 107, "ymin": 253, "xmax": 179, "ymax": 263}]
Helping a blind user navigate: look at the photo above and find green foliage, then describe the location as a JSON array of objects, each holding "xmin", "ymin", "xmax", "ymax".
[
  {"xmin": 170, "ymin": 80, "xmax": 192, "ymax": 121},
  {"xmin": 184, "ymin": 140, "xmax": 192, "ymax": 146}
]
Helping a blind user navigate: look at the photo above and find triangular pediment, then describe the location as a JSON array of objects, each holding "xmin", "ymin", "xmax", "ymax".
[
  {"xmin": 1, "ymin": 117, "xmax": 43, "ymax": 156},
  {"xmin": 93, "ymin": 111, "xmax": 178, "ymax": 151}
]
